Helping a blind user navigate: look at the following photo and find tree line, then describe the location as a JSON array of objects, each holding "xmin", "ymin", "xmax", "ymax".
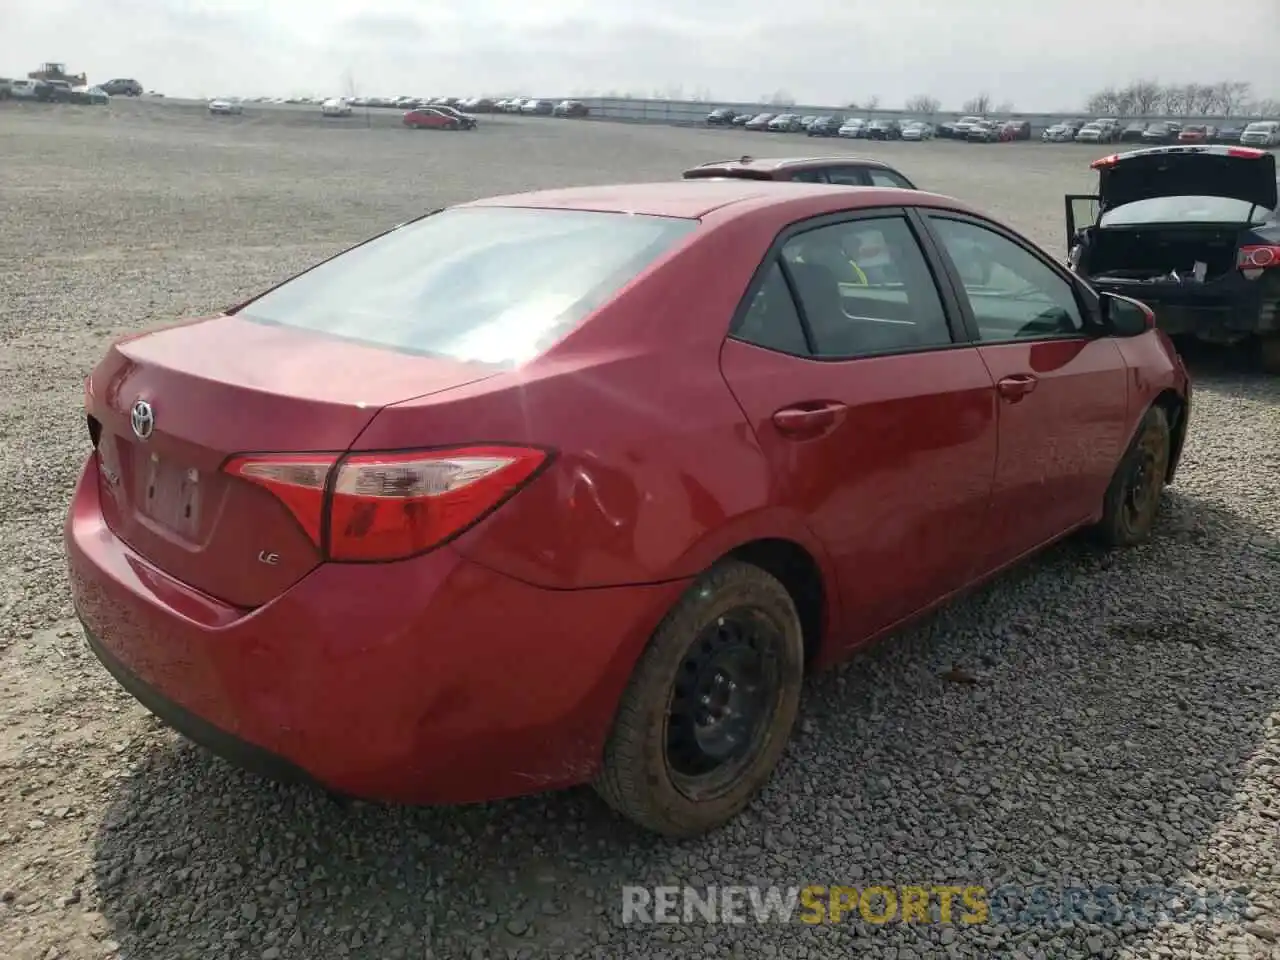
[{"xmin": 1084, "ymin": 80, "xmax": 1278, "ymax": 118}]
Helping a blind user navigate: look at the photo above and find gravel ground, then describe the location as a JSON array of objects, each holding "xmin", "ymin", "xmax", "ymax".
[{"xmin": 1, "ymin": 98, "xmax": 1278, "ymax": 960}]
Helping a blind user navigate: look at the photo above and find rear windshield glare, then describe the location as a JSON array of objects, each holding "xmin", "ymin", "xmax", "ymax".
[
  {"xmin": 1101, "ymin": 195, "xmax": 1274, "ymax": 227},
  {"xmin": 236, "ymin": 207, "xmax": 697, "ymax": 365}
]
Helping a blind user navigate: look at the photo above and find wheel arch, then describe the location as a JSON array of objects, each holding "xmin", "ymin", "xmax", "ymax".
[{"xmin": 1151, "ymin": 388, "xmax": 1188, "ymax": 483}]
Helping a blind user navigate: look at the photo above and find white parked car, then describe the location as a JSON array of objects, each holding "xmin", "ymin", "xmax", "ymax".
[
  {"xmin": 900, "ymin": 121, "xmax": 934, "ymax": 141},
  {"xmin": 321, "ymin": 97, "xmax": 352, "ymax": 117},
  {"xmin": 1240, "ymin": 121, "xmax": 1280, "ymax": 147},
  {"xmin": 208, "ymin": 98, "xmax": 243, "ymax": 115},
  {"xmin": 837, "ymin": 118, "xmax": 867, "ymax": 139},
  {"xmin": 1074, "ymin": 122, "xmax": 1106, "ymax": 143}
]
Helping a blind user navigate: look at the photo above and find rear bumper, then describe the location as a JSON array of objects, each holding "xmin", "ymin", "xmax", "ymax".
[
  {"xmin": 66, "ymin": 454, "xmax": 687, "ymax": 804},
  {"xmin": 1090, "ymin": 277, "xmax": 1275, "ymax": 341}
]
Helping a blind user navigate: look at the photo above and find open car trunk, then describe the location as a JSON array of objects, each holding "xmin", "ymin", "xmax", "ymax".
[{"xmin": 1077, "ymin": 224, "xmax": 1245, "ymax": 284}]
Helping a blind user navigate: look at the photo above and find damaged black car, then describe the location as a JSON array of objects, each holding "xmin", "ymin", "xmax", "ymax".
[{"xmin": 1066, "ymin": 145, "xmax": 1280, "ymax": 372}]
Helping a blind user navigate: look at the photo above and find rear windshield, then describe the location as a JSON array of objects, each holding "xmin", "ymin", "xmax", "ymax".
[
  {"xmin": 1101, "ymin": 195, "xmax": 1275, "ymax": 227},
  {"xmin": 236, "ymin": 207, "xmax": 696, "ymax": 365},
  {"xmin": 1244, "ymin": 122, "xmax": 1277, "ymax": 133}
]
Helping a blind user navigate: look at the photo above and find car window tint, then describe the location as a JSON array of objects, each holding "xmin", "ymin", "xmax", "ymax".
[
  {"xmin": 236, "ymin": 208, "xmax": 696, "ymax": 366},
  {"xmin": 867, "ymin": 168, "xmax": 914, "ymax": 189},
  {"xmin": 788, "ymin": 169, "xmax": 829, "ymax": 184},
  {"xmin": 930, "ymin": 217, "xmax": 1084, "ymax": 341},
  {"xmin": 825, "ymin": 167, "xmax": 867, "ymax": 186},
  {"xmin": 733, "ymin": 261, "xmax": 810, "ymax": 355},
  {"xmin": 780, "ymin": 217, "xmax": 953, "ymax": 358}
]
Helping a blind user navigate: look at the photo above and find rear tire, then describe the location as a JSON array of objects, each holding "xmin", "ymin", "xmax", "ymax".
[
  {"xmin": 593, "ymin": 561, "xmax": 805, "ymax": 838},
  {"xmin": 1093, "ymin": 406, "xmax": 1171, "ymax": 547}
]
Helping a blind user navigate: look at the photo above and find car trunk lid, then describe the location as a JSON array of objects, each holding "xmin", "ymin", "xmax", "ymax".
[
  {"xmin": 1092, "ymin": 146, "xmax": 1278, "ymax": 212},
  {"xmin": 87, "ymin": 315, "xmax": 499, "ymax": 608}
]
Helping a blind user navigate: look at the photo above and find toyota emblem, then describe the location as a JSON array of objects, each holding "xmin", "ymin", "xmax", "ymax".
[{"xmin": 130, "ymin": 399, "xmax": 155, "ymax": 440}]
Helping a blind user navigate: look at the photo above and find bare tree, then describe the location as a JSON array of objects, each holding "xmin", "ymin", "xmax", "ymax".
[
  {"xmin": 766, "ymin": 89, "xmax": 796, "ymax": 106},
  {"xmin": 961, "ymin": 92, "xmax": 992, "ymax": 115},
  {"xmin": 1215, "ymin": 81, "xmax": 1251, "ymax": 116},
  {"xmin": 994, "ymin": 100, "xmax": 1015, "ymax": 114},
  {"xmin": 1086, "ymin": 87, "xmax": 1118, "ymax": 115},
  {"xmin": 1129, "ymin": 79, "xmax": 1163, "ymax": 115},
  {"xmin": 1188, "ymin": 83, "xmax": 1219, "ymax": 115},
  {"xmin": 863, "ymin": 94, "xmax": 881, "ymax": 111},
  {"xmin": 1159, "ymin": 83, "xmax": 1192, "ymax": 116},
  {"xmin": 904, "ymin": 94, "xmax": 941, "ymax": 114}
]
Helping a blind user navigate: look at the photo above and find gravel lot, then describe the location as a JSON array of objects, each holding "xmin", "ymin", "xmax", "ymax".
[{"xmin": 1, "ymin": 98, "xmax": 1278, "ymax": 960}]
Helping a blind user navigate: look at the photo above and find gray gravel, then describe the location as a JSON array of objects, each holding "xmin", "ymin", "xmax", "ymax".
[{"xmin": 1, "ymin": 98, "xmax": 1278, "ymax": 960}]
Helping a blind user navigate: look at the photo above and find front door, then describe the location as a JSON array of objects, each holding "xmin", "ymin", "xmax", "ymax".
[
  {"xmin": 1064, "ymin": 193, "xmax": 1100, "ymax": 251},
  {"xmin": 918, "ymin": 211, "xmax": 1130, "ymax": 570},
  {"xmin": 720, "ymin": 210, "xmax": 998, "ymax": 646}
]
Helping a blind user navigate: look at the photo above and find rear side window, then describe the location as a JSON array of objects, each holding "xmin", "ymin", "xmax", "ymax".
[
  {"xmin": 781, "ymin": 216, "xmax": 953, "ymax": 357},
  {"xmin": 237, "ymin": 207, "xmax": 697, "ymax": 365},
  {"xmin": 735, "ymin": 262, "xmax": 810, "ymax": 354},
  {"xmin": 867, "ymin": 168, "xmax": 914, "ymax": 189}
]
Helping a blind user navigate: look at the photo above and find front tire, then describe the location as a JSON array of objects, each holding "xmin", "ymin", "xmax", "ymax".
[
  {"xmin": 1257, "ymin": 335, "xmax": 1280, "ymax": 374},
  {"xmin": 594, "ymin": 561, "xmax": 805, "ymax": 838},
  {"xmin": 1093, "ymin": 406, "xmax": 1171, "ymax": 547}
]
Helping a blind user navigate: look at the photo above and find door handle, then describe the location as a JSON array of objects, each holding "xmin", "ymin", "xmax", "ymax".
[
  {"xmin": 771, "ymin": 401, "xmax": 848, "ymax": 438},
  {"xmin": 996, "ymin": 374, "xmax": 1038, "ymax": 402}
]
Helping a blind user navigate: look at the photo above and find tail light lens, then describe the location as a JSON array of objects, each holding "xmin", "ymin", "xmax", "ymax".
[
  {"xmin": 1238, "ymin": 245, "xmax": 1280, "ymax": 269},
  {"xmin": 225, "ymin": 446, "xmax": 548, "ymax": 562}
]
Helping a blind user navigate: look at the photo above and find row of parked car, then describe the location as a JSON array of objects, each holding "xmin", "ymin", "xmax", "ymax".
[
  {"xmin": 1043, "ymin": 116, "xmax": 1280, "ymax": 147},
  {"xmin": 340, "ymin": 95, "xmax": 589, "ymax": 117},
  {"xmin": 2, "ymin": 77, "xmax": 111, "ymax": 104},
  {"xmin": 706, "ymin": 109, "xmax": 1034, "ymax": 142}
]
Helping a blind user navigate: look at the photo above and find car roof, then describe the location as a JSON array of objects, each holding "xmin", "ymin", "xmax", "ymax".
[
  {"xmin": 462, "ymin": 180, "xmax": 974, "ymax": 221},
  {"xmin": 687, "ymin": 155, "xmax": 899, "ymax": 175}
]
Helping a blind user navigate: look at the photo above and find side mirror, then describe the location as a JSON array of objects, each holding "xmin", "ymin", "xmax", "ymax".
[{"xmin": 1099, "ymin": 291, "xmax": 1155, "ymax": 337}]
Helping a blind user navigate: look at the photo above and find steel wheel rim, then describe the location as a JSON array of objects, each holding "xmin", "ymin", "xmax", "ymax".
[
  {"xmin": 664, "ymin": 607, "xmax": 785, "ymax": 801},
  {"xmin": 1122, "ymin": 428, "xmax": 1164, "ymax": 531}
]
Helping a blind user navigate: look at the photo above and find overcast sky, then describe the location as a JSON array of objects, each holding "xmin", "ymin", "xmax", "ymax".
[{"xmin": 4, "ymin": 0, "xmax": 1277, "ymax": 110}]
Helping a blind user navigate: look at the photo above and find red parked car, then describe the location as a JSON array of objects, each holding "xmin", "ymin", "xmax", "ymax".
[
  {"xmin": 402, "ymin": 108, "xmax": 459, "ymax": 130},
  {"xmin": 67, "ymin": 180, "xmax": 1190, "ymax": 837},
  {"xmin": 1177, "ymin": 124, "xmax": 1218, "ymax": 144}
]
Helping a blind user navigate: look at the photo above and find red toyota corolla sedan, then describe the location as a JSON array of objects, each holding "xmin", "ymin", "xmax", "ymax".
[
  {"xmin": 403, "ymin": 108, "xmax": 459, "ymax": 130},
  {"xmin": 66, "ymin": 180, "xmax": 1191, "ymax": 837}
]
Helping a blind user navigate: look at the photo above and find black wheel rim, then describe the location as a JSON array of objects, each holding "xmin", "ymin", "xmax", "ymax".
[
  {"xmin": 1121, "ymin": 428, "xmax": 1163, "ymax": 533},
  {"xmin": 665, "ymin": 607, "xmax": 784, "ymax": 801}
]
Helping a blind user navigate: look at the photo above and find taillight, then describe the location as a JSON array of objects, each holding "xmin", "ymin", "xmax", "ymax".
[
  {"xmin": 224, "ymin": 446, "xmax": 548, "ymax": 562},
  {"xmin": 1238, "ymin": 245, "xmax": 1280, "ymax": 269}
]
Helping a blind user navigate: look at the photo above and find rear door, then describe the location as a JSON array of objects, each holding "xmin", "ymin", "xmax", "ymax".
[
  {"xmin": 720, "ymin": 209, "xmax": 998, "ymax": 647},
  {"xmin": 915, "ymin": 209, "xmax": 1129, "ymax": 571}
]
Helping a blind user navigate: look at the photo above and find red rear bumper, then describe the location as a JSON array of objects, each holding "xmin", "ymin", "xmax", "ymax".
[{"xmin": 65, "ymin": 454, "xmax": 686, "ymax": 804}]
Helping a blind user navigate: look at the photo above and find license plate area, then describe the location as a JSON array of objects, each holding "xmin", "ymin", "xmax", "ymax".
[{"xmin": 138, "ymin": 453, "xmax": 202, "ymax": 536}]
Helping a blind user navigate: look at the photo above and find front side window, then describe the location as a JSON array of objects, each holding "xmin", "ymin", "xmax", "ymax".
[
  {"xmin": 929, "ymin": 217, "xmax": 1084, "ymax": 341},
  {"xmin": 237, "ymin": 207, "xmax": 696, "ymax": 366},
  {"xmin": 780, "ymin": 216, "xmax": 953, "ymax": 357}
]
